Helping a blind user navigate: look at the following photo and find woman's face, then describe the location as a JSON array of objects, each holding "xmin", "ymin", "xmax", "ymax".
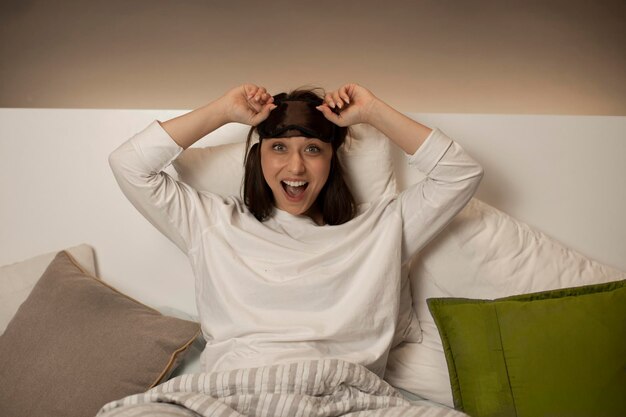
[{"xmin": 260, "ymin": 136, "xmax": 333, "ymax": 220}]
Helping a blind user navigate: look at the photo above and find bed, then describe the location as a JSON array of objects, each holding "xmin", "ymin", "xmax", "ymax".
[{"xmin": 0, "ymin": 109, "xmax": 624, "ymax": 417}]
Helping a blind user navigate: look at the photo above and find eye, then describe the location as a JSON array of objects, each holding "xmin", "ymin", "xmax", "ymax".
[
  {"xmin": 271, "ymin": 143, "xmax": 286, "ymax": 152},
  {"xmin": 305, "ymin": 145, "xmax": 321, "ymax": 154}
]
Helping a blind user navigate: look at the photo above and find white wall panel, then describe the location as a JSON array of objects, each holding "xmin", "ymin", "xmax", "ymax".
[{"xmin": 1, "ymin": 109, "xmax": 624, "ymax": 316}]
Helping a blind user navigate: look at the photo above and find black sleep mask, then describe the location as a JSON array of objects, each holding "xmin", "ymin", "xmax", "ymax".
[{"xmin": 257, "ymin": 94, "xmax": 339, "ymax": 143}]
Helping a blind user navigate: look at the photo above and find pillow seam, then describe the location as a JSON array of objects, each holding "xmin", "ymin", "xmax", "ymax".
[
  {"xmin": 494, "ymin": 304, "xmax": 518, "ymax": 417},
  {"xmin": 149, "ymin": 328, "xmax": 203, "ymax": 388},
  {"xmin": 61, "ymin": 250, "xmax": 162, "ymax": 316},
  {"xmin": 427, "ymin": 299, "xmax": 464, "ymax": 410}
]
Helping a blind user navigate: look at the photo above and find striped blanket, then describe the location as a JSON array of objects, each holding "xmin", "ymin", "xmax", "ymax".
[{"xmin": 97, "ymin": 359, "xmax": 466, "ymax": 417}]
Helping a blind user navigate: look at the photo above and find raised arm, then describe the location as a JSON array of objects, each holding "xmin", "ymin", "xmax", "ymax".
[
  {"xmin": 315, "ymin": 83, "xmax": 432, "ymax": 154},
  {"xmin": 109, "ymin": 84, "xmax": 277, "ymax": 252},
  {"xmin": 162, "ymin": 84, "xmax": 277, "ymax": 149},
  {"xmin": 317, "ymin": 83, "xmax": 483, "ymax": 262}
]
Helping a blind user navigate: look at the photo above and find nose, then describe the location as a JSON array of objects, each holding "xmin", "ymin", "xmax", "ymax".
[{"xmin": 287, "ymin": 151, "xmax": 305, "ymax": 174}]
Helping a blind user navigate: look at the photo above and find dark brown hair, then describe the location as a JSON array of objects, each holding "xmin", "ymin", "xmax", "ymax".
[{"xmin": 243, "ymin": 88, "xmax": 356, "ymax": 225}]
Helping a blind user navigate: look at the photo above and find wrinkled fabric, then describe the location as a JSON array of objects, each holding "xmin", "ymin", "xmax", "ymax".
[
  {"xmin": 98, "ymin": 359, "xmax": 466, "ymax": 417},
  {"xmin": 108, "ymin": 121, "xmax": 483, "ymax": 378}
]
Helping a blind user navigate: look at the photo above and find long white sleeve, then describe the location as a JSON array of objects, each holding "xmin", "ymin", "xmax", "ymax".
[
  {"xmin": 108, "ymin": 121, "xmax": 222, "ymax": 254},
  {"xmin": 399, "ymin": 129, "xmax": 484, "ymax": 264}
]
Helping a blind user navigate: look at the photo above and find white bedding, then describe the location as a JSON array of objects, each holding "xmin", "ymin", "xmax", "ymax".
[{"xmin": 385, "ymin": 198, "xmax": 626, "ymax": 405}]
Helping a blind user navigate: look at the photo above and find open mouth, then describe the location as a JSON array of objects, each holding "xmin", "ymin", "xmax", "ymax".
[{"xmin": 281, "ymin": 180, "xmax": 308, "ymax": 199}]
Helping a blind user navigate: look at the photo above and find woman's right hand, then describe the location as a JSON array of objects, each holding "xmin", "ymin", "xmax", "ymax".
[{"xmin": 219, "ymin": 84, "xmax": 277, "ymax": 126}]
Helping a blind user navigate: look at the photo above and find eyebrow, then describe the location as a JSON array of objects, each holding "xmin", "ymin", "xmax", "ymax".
[{"xmin": 267, "ymin": 137, "xmax": 324, "ymax": 142}]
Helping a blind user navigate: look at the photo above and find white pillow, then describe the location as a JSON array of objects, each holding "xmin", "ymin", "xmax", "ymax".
[
  {"xmin": 384, "ymin": 198, "xmax": 626, "ymax": 406},
  {"xmin": 0, "ymin": 244, "xmax": 96, "ymax": 335},
  {"xmin": 172, "ymin": 123, "xmax": 397, "ymax": 205}
]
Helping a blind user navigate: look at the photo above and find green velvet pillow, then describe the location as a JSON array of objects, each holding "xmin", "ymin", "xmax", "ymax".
[{"xmin": 427, "ymin": 280, "xmax": 626, "ymax": 417}]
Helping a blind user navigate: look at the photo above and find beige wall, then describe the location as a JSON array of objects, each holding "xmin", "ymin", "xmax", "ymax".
[{"xmin": 1, "ymin": 0, "xmax": 625, "ymax": 115}]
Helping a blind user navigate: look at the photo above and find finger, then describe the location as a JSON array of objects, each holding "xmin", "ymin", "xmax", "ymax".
[
  {"xmin": 316, "ymin": 104, "xmax": 341, "ymax": 124},
  {"xmin": 248, "ymin": 101, "xmax": 262, "ymax": 113},
  {"xmin": 246, "ymin": 94, "xmax": 263, "ymax": 112},
  {"xmin": 258, "ymin": 101, "xmax": 275, "ymax": 114},
  {"xmin": 259, "ymin": 91, "xmax": 273, "ymax": 104},
  {"xmin": 251, "ymin": 103, "xmax": 277, "ymax": 124},
  {"xmin": 324, "ymin": 93, "xmax": 336, "ymax": 109},
  {"xmin": 246, "ymin": 88, "xmax": 270, "ymax": 110},
  {"xmin": 339, "ymin": 85, "xmax": 351, "ymax": 104},
  {"xmin": 253, "ymin": 87, "xmax": 267, "ymax": 102},
  {"xmin": 332, "ymin": 91, "xmax": 344, "ymax": 109},
  {"xmin": 245, "ymin": 85, "xmax": 258, "ymax": 99}
]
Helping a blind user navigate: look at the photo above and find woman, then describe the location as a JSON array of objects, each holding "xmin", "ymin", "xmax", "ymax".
[{"xmin": 109, "ymin": 83, "xmax": 483, "ymax": 378}]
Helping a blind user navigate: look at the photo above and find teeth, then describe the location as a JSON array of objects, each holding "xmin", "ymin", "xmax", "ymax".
[{"xmin": 283, "ymin": 180, "xmax": 307, "ymax": 187}]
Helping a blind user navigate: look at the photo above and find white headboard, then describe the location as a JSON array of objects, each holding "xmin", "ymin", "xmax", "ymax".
[{"xmin": 1, "ymin": 109, "xmax": 624, "ymax": 317}]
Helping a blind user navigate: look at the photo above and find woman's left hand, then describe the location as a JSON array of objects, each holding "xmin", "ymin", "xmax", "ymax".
[{"xmin": 316, "ymin": 83, "xmax": 379, "ymax": 127}]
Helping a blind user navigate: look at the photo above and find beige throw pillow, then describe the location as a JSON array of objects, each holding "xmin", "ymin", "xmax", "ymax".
[
  {"xmin": 0, "ymin": 244, "xmax": 96, "ymax": 335},
  {"xmin": 0, "ymin": 251, "xmax": 200, "ymax": 417}
]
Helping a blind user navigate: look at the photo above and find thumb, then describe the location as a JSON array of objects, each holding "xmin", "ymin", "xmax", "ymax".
[
  {"xmin": 250, "ymin": 103, "xmax": 277, "ymax": 125},
  {"xmin": 316, "ymin": 105, "xmax": 342, "ymax": 125}
]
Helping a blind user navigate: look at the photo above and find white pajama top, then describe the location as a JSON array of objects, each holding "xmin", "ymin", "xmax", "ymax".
[{"xmin": 109, "ymin": 121, "xmax": 483, "ymax": 377}]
